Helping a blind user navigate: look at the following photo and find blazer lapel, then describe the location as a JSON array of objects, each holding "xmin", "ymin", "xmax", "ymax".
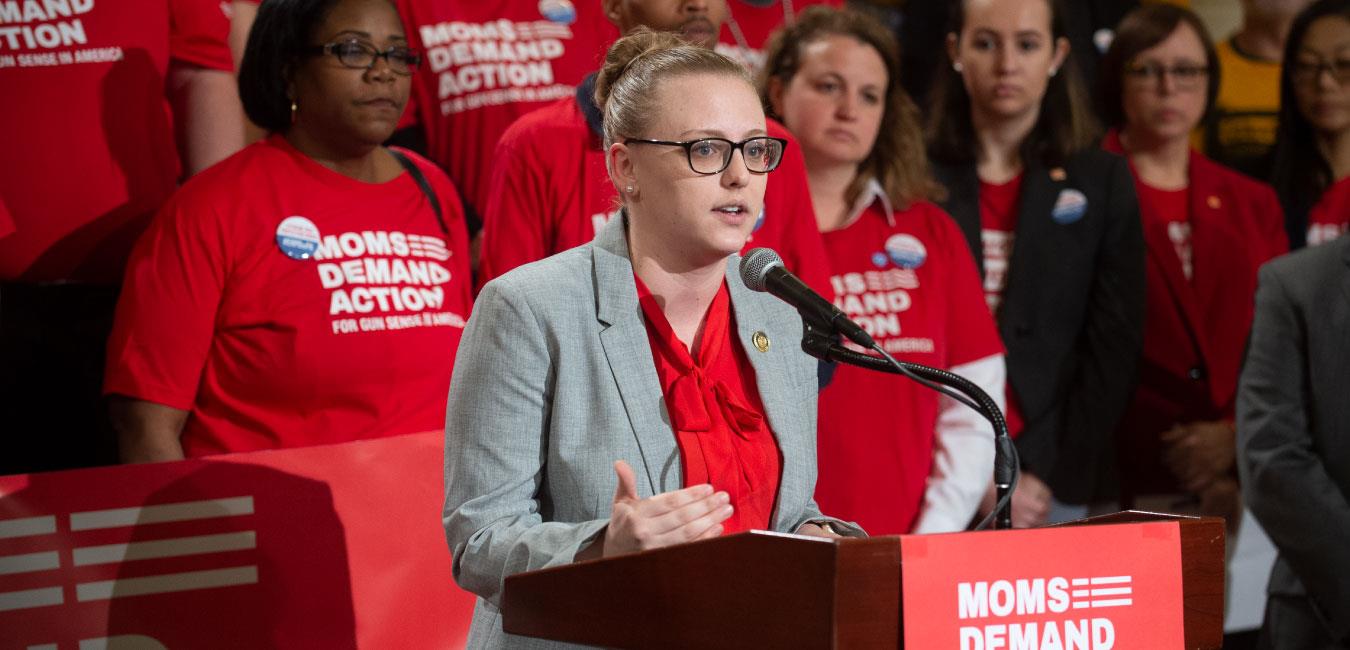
[
  {"xmin": 725, "ymin": 258, "xmax": 806, "ymax": 532},
  {"xmin": 935, "ymin": 162, "xmax": 985, "ymax": 276},
  {"xmin": 998, "ymin": 163, "xmax": 1062, "ymax": 332},
  {"xmin": 592, "ymin": 215, "xmax": 681, "ymax": 496}
]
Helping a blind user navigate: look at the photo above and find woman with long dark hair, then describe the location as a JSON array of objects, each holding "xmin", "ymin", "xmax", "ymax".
[
  {"xmin": 926, "ymin": 0, "xmax": 1145, "ymax": 526},
  {"xmin": 1272, "ymin": 0, "xmax": 1350, "ymax": 248}
]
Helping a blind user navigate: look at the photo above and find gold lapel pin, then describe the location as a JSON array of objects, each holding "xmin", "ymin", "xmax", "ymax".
[
  {"xmin": 752, "ymin": 331, "xmax": 771, "ymax": 353},
  {"xmin": 1207, "ymin": 195, "xmax": 1221, "ymax": 209},
  {"xmin": 1049, "ymin": 168, "xmax": 1067, "ymax": 181}
]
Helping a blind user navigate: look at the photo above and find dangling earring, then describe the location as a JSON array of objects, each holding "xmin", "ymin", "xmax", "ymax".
[
  {"xmin": 290, "ymin": 100, "xmax": 298, "ymax": 124},
  {"xmin": 953, "ymin": 61, "xmax": 964, "ymax": 73}
]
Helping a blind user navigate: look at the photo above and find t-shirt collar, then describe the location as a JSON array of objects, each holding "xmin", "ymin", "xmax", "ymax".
[{"xmin": 841, "ymin": 177, "xmax": 895, "ymax": 229}]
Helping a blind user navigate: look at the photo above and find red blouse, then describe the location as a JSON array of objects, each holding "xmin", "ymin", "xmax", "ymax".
[{"xmin": 635, "ymin": 276, "xmax": 782, "ymax": 534}]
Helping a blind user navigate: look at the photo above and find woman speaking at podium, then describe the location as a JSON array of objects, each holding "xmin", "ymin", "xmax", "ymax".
[{"xmin": 443, "ymin": 29, "xmax": 862, "ymax": 648}]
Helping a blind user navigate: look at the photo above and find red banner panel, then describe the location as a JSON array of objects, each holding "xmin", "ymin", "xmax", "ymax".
[
  {"xmin": 901, "ymin": 522, "xmax": 1186, "ymax": 650},
  {"xmin": 0, "ymin": 432, "xmax": 477, "ymax": 649}
]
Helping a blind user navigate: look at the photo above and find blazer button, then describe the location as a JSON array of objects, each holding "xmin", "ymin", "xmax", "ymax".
[{"xmin": 1188, "ymin": 366, "xmax": 1206, "ymax": 380}]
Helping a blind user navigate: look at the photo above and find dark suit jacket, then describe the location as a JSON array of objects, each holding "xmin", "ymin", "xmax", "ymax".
[
  {"xmin": 1238, "ymin": 237, "xmax": 1350, "ymax": 646},
  {"xmin": 933, "ymin": 150, "xmax": 1145, "ymax": 504}
]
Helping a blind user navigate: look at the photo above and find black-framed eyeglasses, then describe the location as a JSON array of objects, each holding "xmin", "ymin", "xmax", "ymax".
[
  {"xmin": 1291, "ymin": 57, "xmax": 1350, "ymax": 86},
  {"xmin": 1124, "ymin": 62, "xmax": 1209, "ymax": 90},
  {"xmin": 305, "ymin": 39, "xmax": 421, "ymax": 76},
  {"xmin": 623, "ymin": 137, "xmax": 788, "ymax": 175}
]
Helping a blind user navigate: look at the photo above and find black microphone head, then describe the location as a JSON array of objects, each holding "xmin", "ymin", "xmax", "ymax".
[{"xmin": 739, "ymin": 247, "xmax": 783, "ymax": 292}]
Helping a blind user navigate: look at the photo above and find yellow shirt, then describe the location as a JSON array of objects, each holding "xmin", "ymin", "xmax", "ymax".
[{"xmin": 1197, "ymin": 38, "xmax": 1282, "ymax": 180}]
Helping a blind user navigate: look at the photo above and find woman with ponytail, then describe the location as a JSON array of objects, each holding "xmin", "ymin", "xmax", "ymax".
[{"xmin": 443, "ymin": 30, "xmax": 861, "ymax": 649}]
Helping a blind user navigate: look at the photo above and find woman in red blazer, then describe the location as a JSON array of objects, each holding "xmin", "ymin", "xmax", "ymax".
[{"xmin": 1098, "ymin": 5, "xmax": 1288, "ymax": 521}]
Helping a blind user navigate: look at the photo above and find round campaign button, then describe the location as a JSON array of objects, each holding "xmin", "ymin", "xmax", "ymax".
[
  {"xmin": 275, "ymin": 216, "xmax": 321, "ymax": 260},
  {"xmin": 1051, "ymin": 189, "xmax": 1088, "ymax": 225},
  {"xmin": 885, "ymin": 233, "xmax": 928, "ymax": 269},
  {"xmin": 538, "ymin": 0, "xmax": 576, "ymax": 25}
]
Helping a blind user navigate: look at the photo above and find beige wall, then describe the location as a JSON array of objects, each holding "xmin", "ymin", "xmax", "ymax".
[{"xmin": 1190, "ymin": 0, "xmax": 1245, "ymax": 41}]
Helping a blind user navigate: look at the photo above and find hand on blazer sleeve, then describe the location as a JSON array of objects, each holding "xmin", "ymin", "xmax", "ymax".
[
  {"xmin": 442, "ymin": 281, "xmax": 608, "ymax": 608},
  {"xmin": 1045, "ymin": 157, "xmax": 1146, "ymax": 501},
  {"xmin": 1237, "ymin": 267, "xmax": 1350, "ymax": 639}
]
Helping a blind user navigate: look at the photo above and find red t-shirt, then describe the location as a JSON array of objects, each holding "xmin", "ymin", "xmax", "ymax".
[
  {"xmin": 978, "ymin": 174, "xmax": 1025, "ymax": 438},
  {"xmin": 1308, "ymin": 176, "xmax": 1350, "ymax": 247},
  {"xmin": 1136, "ymin": 183, "xmax": 1193, "ymax": 281},
  {"xmin": 636, "ymin": 276, "xmax": 781, "ymax": 534},
  {"xmin": 715, "ymin": 0, "xmax": 844, "ymax": 70},
  {"xmin": 105, "ymin": 136, "xmax": 474, "ymax": 457},
  {"xmin": 814, "ymin": 199, "xmax": 1004, "ymax": 535},
  {"xmin": 478, "ymin": 92, "xmax": 834, "ymax": 297},
  {"xmin": 0, "ymin": 0, "xmax": 233, "ymax": 281},
  {"xmin": 395, "ymin": 0, "xmax": 618, "ymax": 216}
]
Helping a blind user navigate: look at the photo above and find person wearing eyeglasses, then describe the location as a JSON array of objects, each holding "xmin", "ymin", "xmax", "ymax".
[
  {"xmin": 444, "ymin": 29, "xmax": 862, "ymax": 648},
  {"xmin": 104, "ymin": 0, "xmax": 474, "ymax": 461},
  {"xmin": 476, "ymin": 0, "xmax": 833, "ymax": 303},
  {"xmin": 1096, "ymin": 4, "xmax": 1288, "ymax": 535},
  {"xmin": 758, "ymin": 7, "xmax": 1006, "ymax": 536},
  {"xmin": 1273, "ymin": 0, "xmax": 1350, "ymax": 249},
  {"xmin": 926, "ymin": 0, "xmax": 1145, "ymax": 528}
]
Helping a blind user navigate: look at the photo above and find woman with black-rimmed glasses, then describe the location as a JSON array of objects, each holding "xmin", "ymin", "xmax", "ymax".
[
  {"xmin": 104, "ymin": 0, "xmax": 474, "ymax": 461},
  {"xmin": 1098, "ymin": 3, "xmax": 1287, "ymax": 527},
  {"xmin": 1273, "ymin": 0, "xmax": 1350, "ymax": 249}
]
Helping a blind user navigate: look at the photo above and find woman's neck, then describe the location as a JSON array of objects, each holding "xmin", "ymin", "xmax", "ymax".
[
  {"xmin": 805, "ymin": 161, "xmax": 858, "ymax": 231},
  {"xmin": 628, "ymin": 226, "xmax": 727, "ymax": 352},
  {"xmin": 1120, "ymin": 128, "xmax": 1190, "ymax": 190},
  {"xmin": 1318, "ymin": 128, "xmax": 1350, "ymax": 182},
  {"xmin": 972, "ymin": 107, "xmax": 1036, "ymax": 183},
  {"xmin": 1233, "ymin": 13, "xmax": 1294, "ymax": 62},
  {"xmin": 285, "ymin": 127, "xmax": 390, "ymax": 183}
]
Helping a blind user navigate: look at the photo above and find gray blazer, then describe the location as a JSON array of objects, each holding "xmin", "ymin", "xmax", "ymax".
[
  {"xmin": 1237, "ymin": 236, "xmax": 1350, "ymax": 646},
  {"xmin": 444, "ymin": 215, "xmax": 861, "ymax": 649}
]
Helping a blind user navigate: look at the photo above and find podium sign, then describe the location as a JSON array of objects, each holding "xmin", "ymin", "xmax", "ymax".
[{"xmin": 900, "ymin": 522, "xmax": 1186, "ymax": 650}]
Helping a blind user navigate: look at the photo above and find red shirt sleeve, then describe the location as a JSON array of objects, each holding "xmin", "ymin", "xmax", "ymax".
[
  {"xmin": 756, "ymin": 121, "xmax": 833, "ymax": 297},
  {"xmin": 105, "ymin": 181, "xmax": 233, "ymax": 409},
  {"xmin": 0, "ymin": 196, "xmax": 13, "ymax": 240},
  {"xmin": 477, "ymin": 121, "xmax": 554, "ymax": 290},
  {"xmin": 169, "ymin": 0, "xmax": 235, "ymax": 71}
]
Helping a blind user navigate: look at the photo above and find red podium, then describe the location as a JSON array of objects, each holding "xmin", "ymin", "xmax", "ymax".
[{"xmin": 501, "ymin": 512, "xmax": 1224, "ymax": 649}]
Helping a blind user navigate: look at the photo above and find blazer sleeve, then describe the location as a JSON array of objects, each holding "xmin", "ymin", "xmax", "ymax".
[
  {"xmin": 1238, "ymin": 264, "xmax": 1350, "ymax": 640},
  {"xmin": 1044, "ymin": 156, "xmax": 1146, "ymax": 500},
  {"xmin": 442, "ymin": 279, "xmax": 608, "ymax": 608}
]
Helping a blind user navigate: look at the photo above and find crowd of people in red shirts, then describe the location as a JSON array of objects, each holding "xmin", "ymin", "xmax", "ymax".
[{"xmin": 2, "ymin": 0, "xmax": 1349, "ymax": 643}]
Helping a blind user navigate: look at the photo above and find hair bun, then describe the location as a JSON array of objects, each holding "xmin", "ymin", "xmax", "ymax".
[{"xmin": 593, "ymin": 28, "xmax": 687, "ymax": 111}]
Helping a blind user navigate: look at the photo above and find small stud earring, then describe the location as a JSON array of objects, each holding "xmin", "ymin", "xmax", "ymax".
[
  {"xmin": 290, "ymin": 100, "xmax": 298, "ymax": 124},
  {"xmin": 1049, "ymin": 67, "xmax": 1058, "ymax": 77},
  {"xmin": 625, "ymin": 185, "xmax": 634, "ymax": 195},
  {"xmin": 953, "ymin": 62, "xmax": 963, "ymax": 73}
]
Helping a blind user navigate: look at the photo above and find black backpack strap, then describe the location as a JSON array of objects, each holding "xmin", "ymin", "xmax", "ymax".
[{"xmin": 389, "ymin": 148, "xmax": 449, "ymax": 238}]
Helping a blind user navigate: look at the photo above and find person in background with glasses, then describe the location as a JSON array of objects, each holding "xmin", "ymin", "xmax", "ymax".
[
  {"xmin": 104, "ymin": 0, "xmax": 473, "ymax": 461},
  {"xmin": 476, "ymin": 0, "xmax": 834, "ymax": 306},
  {"xmin": 758, "ymin": 6, "xmax": 1005, "ymax": 536},
  {"xmin": 1099, "ymin": 3, "xmax": 1288, "ymax": 527},
  {"xmin": 1273, "ymin": 0, "xmax": 1350, "ymax": 249},
  {"xmin": 444, "ymin": 30, "xmax": 862, "ymax": 648}
]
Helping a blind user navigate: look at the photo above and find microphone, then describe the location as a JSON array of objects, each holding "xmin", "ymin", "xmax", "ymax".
[{"xmin": 739, "ymin": 248, "xmax": 876, "ymax": 348}]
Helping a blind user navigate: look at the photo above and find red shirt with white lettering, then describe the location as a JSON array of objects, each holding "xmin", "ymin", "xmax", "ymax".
[
  {"xmin": 0, "ymin": 0, "xmax": 233, "ymax": 281},
  {"xmin": 636, "ymin": 276, "xmax": 781, "ymax": 534},
  {"xmin": 1307, "ymin": 176, "xmax": 1350, "ymax": 247},
  {"xmin": 105, "ymin": 136, "xmax": 473, "ymax": 456},
  {"xmin": 978, "ymin": 174, "xmax": 1025, "ymax": 438},
  {"xmin": 815, "ymin": 198, "xmax": 1003, "ymax": 535},
  {"xmin": 395, "ymin": 0, "xmax": 617, "ymax": 216},
  {"xmin": 1136, "ymin": 183, "xmax": 1193, "ymax": 280},
  {"xmin": 715, "ymin": 0, "xmax": 844, "ymax": 70},
  {"xmin": 478, "ymin": 83, "xmax": 834, "ymax": 298}
]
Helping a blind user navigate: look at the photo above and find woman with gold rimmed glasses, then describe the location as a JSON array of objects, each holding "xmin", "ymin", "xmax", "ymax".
[
  {"xmin": 105, "ymin": 0, "xmax": 473, "ymax": 461},
  {"xmin": 1098, "ymin": 3, "xmax": 1287, "ymax": 531}
]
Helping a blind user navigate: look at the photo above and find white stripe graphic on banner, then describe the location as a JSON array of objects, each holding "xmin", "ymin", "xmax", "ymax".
[
  {"xmin": 76, "ymin": 566, "xmax": 258, "ymax": 601},
  {"xmin": 0, "ymin": 586, "xmax": 63, "ymax": 611},
  {"xmin": 73, "ymin": 531, "xmax": 257, "ymax": 567},
  {"xmin": 70, "ymin": 497, "xmax": 254, "ymax": 531},
  {"xmin": 0, "ymin": 516, "xmax": 57, "ymax": 539},
  {"xmin": 0, "ymin": 551, "xmax": 60, "ymax": 575}
]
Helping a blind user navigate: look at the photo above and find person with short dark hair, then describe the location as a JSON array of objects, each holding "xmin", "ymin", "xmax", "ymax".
[
  {"xmin": 925, "ymin": 0, "xmax": 1145, "ymax": 527},
  {"xmin": 1271, "ymin": 0, "xmax": 1350, "ymax": 249},
  {"xmin": 105, "ymin": 0, "xmax": 473, "ymax": 461},
  {"xmin": 760, "ymin": 5, "xmax": 1006, "ymax": 535},
  {"xmin": 1098, "ymin": 2, "xmax": 1287, "ymax": 530}
]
